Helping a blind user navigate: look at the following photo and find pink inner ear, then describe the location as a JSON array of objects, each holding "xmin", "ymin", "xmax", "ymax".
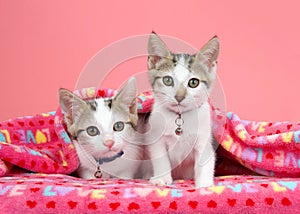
[{"xmin": 149, "ymin": 55, "xmax": 162, "ymax": 68}]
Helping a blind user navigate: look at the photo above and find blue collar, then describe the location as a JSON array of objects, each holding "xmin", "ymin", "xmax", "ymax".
[{"xmin": 97, "ymin": 150, "xmax": 124, "ymax": 165}]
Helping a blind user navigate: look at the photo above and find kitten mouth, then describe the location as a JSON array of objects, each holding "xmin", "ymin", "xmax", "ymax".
[
  {"xmin": 170, "ymin": 103, "xmax": 187, "ymax": 110},
  {"xmin": 94, "ymin": 150, "xmax": 124, "ymax": 164},
  {"xmin": 98, "ymin": 149, "xmax": 122, "ymax": 159}
]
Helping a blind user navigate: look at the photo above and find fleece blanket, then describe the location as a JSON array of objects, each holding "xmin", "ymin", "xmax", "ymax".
[
  {"xmin": 212, "ymin": 107, "xmax": 300, "ymax": 177},
  {"xmin": 1, "ymin": 88, "xmax": 300, "ymax": 213},
  {"xmin": 0, "ymin": 88, "xmax": 300, "ymax": 177},
  {"xmin": 1, "ymin": 173, "xmax": 299, "ymax": 213}
]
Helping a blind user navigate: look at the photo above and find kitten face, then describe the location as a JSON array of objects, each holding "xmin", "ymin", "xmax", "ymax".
[
  {"xmin": 148, "ymin": 33, "xmax": 220, "ymax": 113},
  {"xmin": 59, "ymin": 78, "xmax": 137, "ymax": 161}
]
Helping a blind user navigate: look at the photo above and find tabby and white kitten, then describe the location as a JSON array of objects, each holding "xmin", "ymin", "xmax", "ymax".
[
  {"xmin": 59, "ymin": 78, "xmax": 143, "ymax": 179},
  {"xmin": 146, "ymin": 33, "xmax": 219, "ymax": 188}
]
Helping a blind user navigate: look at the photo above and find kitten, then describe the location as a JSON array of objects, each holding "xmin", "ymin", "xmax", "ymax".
[
  {"xmin": 59, "ymin": 78, "xmax": 144, "ymax": 179},
  {"xmin": 146, "ymin": 33, "xmax": 219, "ymax": 188}
]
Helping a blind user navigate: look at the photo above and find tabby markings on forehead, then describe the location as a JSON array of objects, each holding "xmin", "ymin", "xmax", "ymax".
[
  {"xmin": 104, "ymin": 99, "xmax": 112, "ymax": 109},
  {"xmin": 172, "ymin": 53, "xmax": 195, "ymax": 71},
  {"xmin": 87, "ymin": 100, "xmax": 98, "ymax": 111}
]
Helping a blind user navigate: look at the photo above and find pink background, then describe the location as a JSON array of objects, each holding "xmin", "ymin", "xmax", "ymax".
[{"xmin": 1, "ymin": 1, "xmax": 300, "ymax": 122}]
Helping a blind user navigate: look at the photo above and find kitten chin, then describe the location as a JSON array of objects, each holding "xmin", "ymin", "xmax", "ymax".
[
  {"xmin": 146, "ymin": 32, "xmax": 219, "ymax": 188},
  {"xmin": 92, "ymin": 148, "xmax": 124, "ymax": 159}
]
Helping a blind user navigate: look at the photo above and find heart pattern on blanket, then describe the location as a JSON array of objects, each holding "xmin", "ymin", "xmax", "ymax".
[
  {"xmin": 109, "ymin": 202, "xmax": 120, "ymax": 211},
  {"xmin": 26, "ymin": 200, "xmax": 37, "ymax": 209}
]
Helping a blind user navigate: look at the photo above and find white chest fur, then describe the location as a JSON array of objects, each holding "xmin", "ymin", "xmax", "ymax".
[{"xmin": 147, "ymin": 101, "xmax": 215, "ymax": 187}]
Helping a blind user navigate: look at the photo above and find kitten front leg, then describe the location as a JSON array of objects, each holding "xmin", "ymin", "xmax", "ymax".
[
  {"xmin": 194, "ymin": 144, "xmax": 215, "ymax": 188},
  {"xmin": 77, "ymin": 167, "xmax": 97, "ymax": 179},
  {"xmin": 148, "ymin": 141, "xmax": 173, "ymax": 185}
]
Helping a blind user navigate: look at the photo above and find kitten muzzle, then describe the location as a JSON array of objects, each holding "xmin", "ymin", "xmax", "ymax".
[{"xmin": 96, "ymin": 150, "xmax": 124, "ymax": 165}]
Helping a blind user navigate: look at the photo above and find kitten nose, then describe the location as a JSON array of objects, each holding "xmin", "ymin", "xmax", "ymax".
[
  {"xmin": 104, "ymin": 140, "xmax": 114, "ymax": 149},
  {"xmin": 175, "ymin": 95, "xmax": 185, "ymax": 103}
]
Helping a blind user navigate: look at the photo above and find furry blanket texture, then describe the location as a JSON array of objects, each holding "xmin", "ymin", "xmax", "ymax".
[{"xmin": 0, "ymin": 87, "xmax": 299, "ymax": 213}]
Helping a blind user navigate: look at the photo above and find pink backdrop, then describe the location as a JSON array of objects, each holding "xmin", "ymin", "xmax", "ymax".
[{"xmin": 1, "ymin": 1, "xmax": 300, "ymax": 122}]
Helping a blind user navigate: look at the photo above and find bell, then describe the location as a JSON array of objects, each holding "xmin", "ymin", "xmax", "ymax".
[
  {"xmin": 175, "ymin": 127, "xmax": 183, "ymax": 135},
  {"xmin": 94, "ymin": 170, "xmax": 102, "ymax": 178}
]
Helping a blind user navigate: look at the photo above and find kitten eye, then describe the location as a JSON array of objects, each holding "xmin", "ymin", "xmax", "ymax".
[
  {"xmin": 188, "ymin": 78, "xmax": 200, "ymax": 88},
  {"xmin": 86, "ymin": 126, "xmax": 100, "ymax": 136},
  {"xmin": 113, "ymin": 121, "xmax": 125, "ymax": 132},
  {"xmin": 162, "ymin": 76, "xmax": 174, "ymax": 86}
]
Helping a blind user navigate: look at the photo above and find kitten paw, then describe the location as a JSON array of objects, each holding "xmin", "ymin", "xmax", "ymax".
[
  {"xmin": 150, "ymin": 174, "xmax": 173, "ymax": 186},
  {"xmin": 195, "ymin": 180, "xmax": 214, "ymax": 188}
]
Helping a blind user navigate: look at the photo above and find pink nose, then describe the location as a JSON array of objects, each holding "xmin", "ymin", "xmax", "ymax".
[{"xmin": 104, "ymin": 140, "xmax": 114, "ymax": 149}]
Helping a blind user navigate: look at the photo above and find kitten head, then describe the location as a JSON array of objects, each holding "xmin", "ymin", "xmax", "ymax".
[
  {"xmin": 148, "ymin": 32, "xmax": 219, "ymax": 113},
  {"xmin": 58, "ymin": 78, "xmax": 138, "ymax": 160}
]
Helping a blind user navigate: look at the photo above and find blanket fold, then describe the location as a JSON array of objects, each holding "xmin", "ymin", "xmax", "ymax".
[
  {"xmin": 212, "ymin": 108, "xmax": 300, "ymax": 177},
  {"xmin": 0, "ymin": 88, "xmax": 299, "ymax": 178}
]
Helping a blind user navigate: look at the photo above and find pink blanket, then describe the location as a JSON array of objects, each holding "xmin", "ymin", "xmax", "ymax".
[
  {"xmin": 212, "ymin": 107, "xmax": 300, "ymax": 177},
  {"xmin": 1, "ymin": 88, "xmax": 300, "ymax": 213}
]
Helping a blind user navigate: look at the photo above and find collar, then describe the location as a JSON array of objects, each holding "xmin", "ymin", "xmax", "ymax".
[{"xmin": 97, "ymin": 150, "xmax": 124, "ymax": 165}]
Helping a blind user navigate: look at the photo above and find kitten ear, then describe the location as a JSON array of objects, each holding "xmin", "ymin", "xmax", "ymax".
[
  {"xmin": 148, "ymin": 32, "xmax": 172, "ymax": 69},
  {"xmin": 58, "ymin": 88, "xmax": 88, "ymax": 131},
  {"xmin": 114, "ymin": 77, "xmax": 138, "ymax": 126},
  {"xmin": 196, "ymin": 36, "xmax": 220, "ymax": 67}
]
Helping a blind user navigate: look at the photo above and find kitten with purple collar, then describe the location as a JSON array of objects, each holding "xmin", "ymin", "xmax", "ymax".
[
  {"xmin": 146, "ymin": 33, "xmax": 219, "ymax": 188},
  {"xmin": 59, "ymin": 78, "xmax": 145, "ymax": 179}
]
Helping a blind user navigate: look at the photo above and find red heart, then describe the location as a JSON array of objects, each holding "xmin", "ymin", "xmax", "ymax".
[
  {"xmin": 188, "ymin": 201, "xmax": 198, "ymax": 209},
  {"xmin": 260, "ymin": 184, "xmax": 269, "ymax": 188},
  {"xmin": 39, "ymin": 120, "xmax": 45, "ymax": 126},
  {"xmin": 169, "ymin": 201, "xmax": 177, "ymax": 210},
  {"xmin": 46, "ymin": 201, "xmax": 56, "ymax": 209},
  {"xmin": 68, "ymin": 201, "xmax": 78, "ymax": 209},
  {"xmin": 265, "ymin": 198, "xmax": 274, "ymax": 205},
  {"xmin": 97, "ymin": 90, "xmax": 105, "ymax": 98},
  {"xmin": 88, "ymin": 202, "xmax": 97, "ymax": 210},
  {"xmin": 276, "ymin": 130, "xmax": 281, "ymax": 134},
  {"xmin": 111, "ymin": 191, "xmax": 120, "ymax": 195},
  {"xmin": 266, "ymin": 153, "xmax": 273, "ymax": 159},
  {"xmin": 187, "ymin": 189, "xmax": 195, "ymax": 193},
  {"xmin": 281, "ymin": 197, "xmax": 292, "ymax": 206},
  {"xmin": 31, "ymin": 160, "xmax": 36, "ymax": 168},
  {"xmin": 109, "ymin": 202, "xmax": 120, "ymax": 211},
  {"xmin": 151, "ymin": 201, "xmax": 161, "ymax": 209},
  {"xmin": 287, "ymin": 124, "xmax": 293, "ymax": 130},
  {"xmin": 224, "ymin": 123, "xmax": 228, "ymax": 129},
  {"xmin": 49, "ymin": 119, "xmax": 54, "ymax": 125},
  {"xmin": 18, "ymin": 160, "xmax": 25, "ymax": 167},
  {"xmin": 30, "ymin": 188, "xmax": 40, "ymax": 193},
  {"xmin": 26, "ymin": 200, "xmax": 37, "ymax": 208},
  {"xmin": 13, "ymin": 134, "xmax": 19, "ymax": 141},
  {"xmin": 246, "ymin": 198, "xmax": 255, "ymax": 206},
  {"xmin": 7, "ymin": 122, "xmax": 14, "ymax": 127},
  {"xmin": 207, "ymin": 200, "xmax": 217, "ymax": 208},
  {"xmin": 29, "ymin": 121, "xmax": 35, "ymax": 127},
  {"xmin": 42, "ymin": 162, "xmax": 48, "ymax": 170},
  {"xmin": 53, "ymin": 163, "xmax": 59, "ymax": 171},
  {"xmin": 268, "ymin": 123, "xmax": 273, "ymax": 127},
  {"xmin": 35, "ymin": 181, "xmax": 43, "ymax": 185},
  {"xmin": 128, "ymin": 202, "xmax": 140, "ymax": 211},
  {"xmin": 18, "ymin": 121, "xmax": 24, "ymax": 127},
  {"xmin": 227, "ymin": 198, "xmax": 236, "ymax": 207}
]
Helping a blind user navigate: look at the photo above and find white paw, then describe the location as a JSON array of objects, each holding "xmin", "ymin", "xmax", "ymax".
[
  {"xmin": 150, "ymin": 174, "xmax": 173, "ymax": 186},
  {"xmin": 195, "ymin": 180, "xmax": 214, "ymax": 188}
]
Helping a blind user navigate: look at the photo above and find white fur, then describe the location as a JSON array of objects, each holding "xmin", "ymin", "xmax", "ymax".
[
  {"xmin": 146, "ymin": 34, "xmax": 219, "ymax": 188},
  {"xmin": 147, "ymin": 101, "xmax": 215, "ymax": 188},
  {"xmin": 59, "ymin": 78, "xmax": 145, "ymax": 179}
]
